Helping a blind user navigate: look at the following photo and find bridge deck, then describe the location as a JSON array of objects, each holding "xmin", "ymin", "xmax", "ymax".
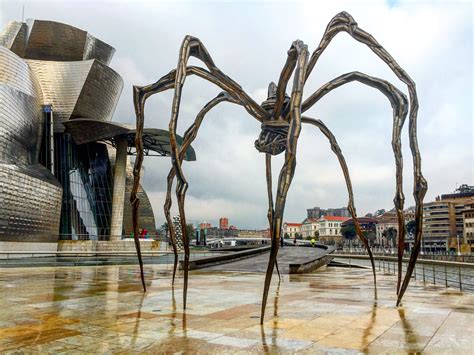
[{"xmin": 201, "ymin": 247, "xmax": 329, "ymax": 274}]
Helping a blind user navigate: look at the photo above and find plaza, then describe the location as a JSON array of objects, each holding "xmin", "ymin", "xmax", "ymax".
[{"xmin": 0, "ymin": 264, "xmax": 472, "ymax": 353}]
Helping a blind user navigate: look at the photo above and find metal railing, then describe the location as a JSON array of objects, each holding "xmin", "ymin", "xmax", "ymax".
[
  {"xmin": 336, "ymin": 249, "xmax": 473, "ymax": 263},
  {"xmin": 333, "ymin": 254, "xmax": 474, "ymax": 292},
  {"xmin": 0, "ymin": 250, "xmax": 215, "ymax": 268}
]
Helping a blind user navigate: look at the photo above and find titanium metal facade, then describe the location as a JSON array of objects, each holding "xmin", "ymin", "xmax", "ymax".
[
  {"xmin": 0, "ymin": 46, "xmax": 62, "ymax": 243},
  {"xmin": 0, "ymin": 19, "xmax": 157, "ymax": 245}
]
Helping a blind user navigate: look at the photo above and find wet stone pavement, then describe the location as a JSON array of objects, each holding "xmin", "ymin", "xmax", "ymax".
[{"xmin": 0, "ymin": 264, "xmax": 472, "ymax": 353}]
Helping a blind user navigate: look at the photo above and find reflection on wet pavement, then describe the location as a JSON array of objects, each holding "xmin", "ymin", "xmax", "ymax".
[{"xmin": 0, "ymin": 264, "xmax": 472, "ymax": 353}]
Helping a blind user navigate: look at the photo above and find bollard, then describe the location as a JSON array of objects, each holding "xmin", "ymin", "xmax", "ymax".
[
  {"xmin": 423, "ymin": 264, "xmax": 426, "ymax": 283},
  {"xmin": 433, "ymin": 264, "xmax": 436, "ymax": 285}
]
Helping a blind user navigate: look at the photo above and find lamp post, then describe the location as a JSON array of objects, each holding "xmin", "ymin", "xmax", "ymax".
[{"xmin": 457, "ymin": 234, "xmax": 461, "ymax": 256}]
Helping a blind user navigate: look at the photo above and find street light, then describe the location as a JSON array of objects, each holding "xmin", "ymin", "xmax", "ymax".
[{"xmin": 457, "ymin": 234, "xmax": 461, "ymax": 256}]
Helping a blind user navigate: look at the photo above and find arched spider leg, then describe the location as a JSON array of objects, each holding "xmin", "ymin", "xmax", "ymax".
[
  {"xmin": 167, "ymin": 36, "xmax": 270, "ymax": 309},
  {"xmin": 163, "ymin": 92, "xmax": 241, "ymax": 284},
  {"xmin": 273, "ymin": 45, "xmax": 298, "ymax": 119},
  {"xmin": 301, "ymin": 71, "xmax": 409, "ymax": 290},
  {"xmin": 132, "ymin": 46, "xmax": 269, "ymax": 293},
  {"xmin": 261, "ymin": 40, "xmax": 309, "ymax": 324},
  {"xmin": 303, "ymin": 11, "xmax": 427, "ymax": 304}
]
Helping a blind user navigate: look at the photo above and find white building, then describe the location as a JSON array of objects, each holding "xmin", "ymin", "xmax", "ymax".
[
  {"xmin": 282, "ymin": 222, "xmax": 302, "ymax": 238},
  {"xmin": 301, "ymin": 218, "xmax": 319, "ymax": 239},
  {"xmin": 318, "ymin": 216, "xmax": 349, "ymax": 244}
]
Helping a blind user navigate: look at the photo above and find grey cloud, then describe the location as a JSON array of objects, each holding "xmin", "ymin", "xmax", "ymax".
[{"xmin": 2, "ymin": 0, "xmax": 471, "ymax": 228}]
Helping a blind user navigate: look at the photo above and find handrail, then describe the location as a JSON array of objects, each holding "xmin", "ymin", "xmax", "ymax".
[{"xmin": 332, "ymin": 253, "xmax": 474, "ymax": 268}]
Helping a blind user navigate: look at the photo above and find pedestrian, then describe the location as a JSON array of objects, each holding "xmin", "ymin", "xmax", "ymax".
[
  {"xmin": 310, "ymin": 238, "xmax": 316, "ymax": 247},
  {"xmin": 293, "ymin": 237, "xmax": 297, "ymax": 246}
]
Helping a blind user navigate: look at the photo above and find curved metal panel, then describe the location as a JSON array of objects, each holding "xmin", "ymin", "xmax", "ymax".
[
  {"xmin": 0, "ymin": 47, "xmax": 43, "ymax": 165},
  {"xmin": 27, "ymin": 59, "xmax": 92, "ymax": 125},
  {"xmin": 72, "ymin": 60, "xmax": 123, "ymax": 122},
  {"xmin": 0, "ymin": 164, "xmax": 62, "ymax": 243},
  {"xmin": 0, "ymin": 21, "xmax": 27, "ymax": 57},
  {"xmin": 63, "ymin": 119, "xmax": 196, "ymax": 161},
  {"xmin": 0, "ymin": 47, "xmax": 43, "ymax": 98},
  {"xmin": 123, "ymin": 157, "xmax": 156, "ymax": 237},
  {"xmin": 84, "ymin": 34, "xmax": 115, "ymax": 65},
  {"xmin": 0, "ymin": 85, "xmax": 42, "ymax": 165},
  {"xmin": 1, "ymin": 20, "xmax": 116, "ymax": 64},
  {"xmin": 24, "ymin": 19, "xmax": 87, "ymax": 61},
  {"xmin": 63, "ymin": 119, "xmax": 132, "ymax": 145},
  {"xmin": 27, "ymin": 59, "xmax": 123, "ymax": 126}
]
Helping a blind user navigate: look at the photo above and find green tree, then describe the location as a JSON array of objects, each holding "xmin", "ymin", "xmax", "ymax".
[
  {"xmin": 406, "ymin": 220, "xmax": 416, "ymax": 237},
  {"xmin": 284, "ymin": 233, "xmax": 290, "ymax": 239},
  {"xmin": 456, "ymin": 184, "xmax": 474, "ymax": 194},
  {"xmin": 364, "ymin": 230, "xmax": 376, "ymax": 245},
  {"xmin": 382, "ymin": 227, "xmax": 397, "ymax": 246},
  {"xmin": 374, "ymin": 209, "xmax": 386, "ymax": 217},
  {"xmin": 341, "ymin": 225, "xmax": 356, "ymax": 240},
  {"xmin": 186, "ymin": 224, "xmax": 195, "ymax": 239}
]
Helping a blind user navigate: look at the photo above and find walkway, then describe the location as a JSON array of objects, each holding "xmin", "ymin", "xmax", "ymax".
[
  {"xmin": 202, "ymin": 246, "xmax": 329, "ymax": 273},
  {"xmin": 0, "ymin": 264, "xmax": 472, "ymax": 353}
]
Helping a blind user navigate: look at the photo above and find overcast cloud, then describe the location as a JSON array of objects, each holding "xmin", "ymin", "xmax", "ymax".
[{"xmin": 1, "ymin": 0, "xmax": 472, "ymax": 229}]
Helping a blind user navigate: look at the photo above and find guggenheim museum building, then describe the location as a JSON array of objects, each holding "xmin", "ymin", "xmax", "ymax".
[{"xmin": 0, "ymin": 19, "xmax": 194, "ymax": 252}]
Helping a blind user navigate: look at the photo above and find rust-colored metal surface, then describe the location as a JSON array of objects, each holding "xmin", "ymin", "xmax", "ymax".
[{"xmin": 131, "ymin": 11, "xmax": 427, "ymax": 321}]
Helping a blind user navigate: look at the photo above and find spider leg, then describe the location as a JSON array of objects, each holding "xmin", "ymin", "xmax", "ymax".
[
  {"xmin": 301, "ymin": 71, "xmax": 408, "ymax": 291},
  {"xmin": 303, "ymin": 11, "xmax": 427, "ymax": 304},
  {"xmin": 265, "ymin": 153, "xmax": 281, "ymax": 279},
  {"xmin": 273, "ymin": 45, "xmax": 299, "ymax": 119},
  {"xmin": 261, "ymin": 40, "xmax": 309, "ymax": 324},
  {"xmin": 163, "ymin": 92, "xmax": 240, "ymax": 284},
  {"xmin": 163, "ymin": 170, "xmax": 179, "ymax": 285}
]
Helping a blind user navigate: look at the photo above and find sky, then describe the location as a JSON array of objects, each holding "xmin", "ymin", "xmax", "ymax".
[{"xmin": 1, "ymin": 0, "xmax": 472, "ymax": 229}]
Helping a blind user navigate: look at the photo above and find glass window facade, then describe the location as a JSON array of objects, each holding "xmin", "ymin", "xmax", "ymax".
[{"xmin": 54, "ymin": 133, "xmax": 113, "ymax": 240}]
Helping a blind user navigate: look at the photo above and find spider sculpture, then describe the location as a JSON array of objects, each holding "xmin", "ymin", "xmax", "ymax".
[{"xmin": 130, "ymin": 12, "xmax": 427, "ymax": 323}]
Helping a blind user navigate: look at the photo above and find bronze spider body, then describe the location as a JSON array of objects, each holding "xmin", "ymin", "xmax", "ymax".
[{"xmin": 130, "ymin": 12, "xmax": 427, "ymax": 323}]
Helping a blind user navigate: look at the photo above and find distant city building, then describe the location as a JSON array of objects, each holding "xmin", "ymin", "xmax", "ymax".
[
  {"xmin": 325, "ymin": 207, "xmax": 350, "ymax": 217},
  {"xmin": 462, "ymin": 203, "xmax": 474, "ymax": 252},
  {"xmin": 375, "ymin": 212, "xmax": 398, "ymax": 247},
  {"xmin": 262, "ymin": 228, "xmax": 270, "ymax": 238},
  {"xmin": 282, "ymin": 222, "xmax": 302, "ymax": 238},
  {"xmin": 307, "ymin": 207, "xmax": 323, "ymax": 219},
  {"xmin": 422, "ymin": 191, "xmax": 474, "ymax": 252},
  {"xmin": 301, "ymin": 218, "xmax": 319, "ymax": 239},
  {"xmin": 199, "ymin": 222, "xmax": 212, "ymax": 230},
  {"xmin": 342, "ymin": 217, "xmax": 378, "ymax": 232},
  {"xmin": 318, "ymin": 216, "xmax": 349, "ymax": 245},
  {"xmin": 376, "ymin": 210, "xmax": 416, "ymax": 247},
  {"xmin": 237, "ymin": 229, "xmax": 267, "ymax": 238},
  {"xmin": 306, "ymin": 206, "xmax": 349, "ymax": 219},
  {"xmin": 219, "ymin": 217, "xmax": 229, "ymax": 230}
]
